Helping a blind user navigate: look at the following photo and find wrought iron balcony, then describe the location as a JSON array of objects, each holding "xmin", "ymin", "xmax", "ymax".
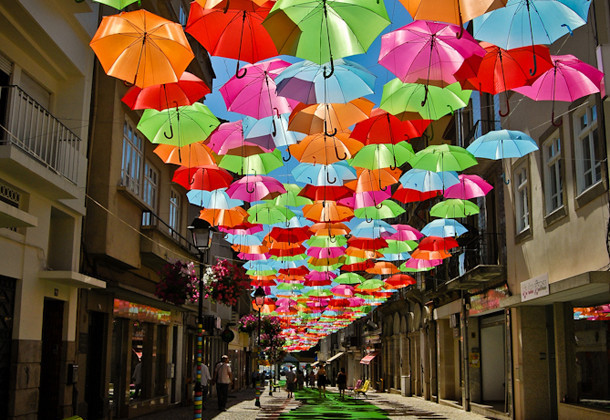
[{"xmin": 0, "ymin": 85, "xmax": 82, "ymax": 184}]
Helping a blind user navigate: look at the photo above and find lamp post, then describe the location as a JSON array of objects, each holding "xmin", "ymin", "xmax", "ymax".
[
  {"xmin": 253, "ymin": 286, "xmax": 266, "ymax": 407},
  {"xmin": 188, "ymin": 218, "xmax": 212, "ymax": 420}
]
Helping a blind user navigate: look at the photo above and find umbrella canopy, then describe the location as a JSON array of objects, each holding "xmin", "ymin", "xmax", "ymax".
[
  {"xmin": 393, "ymin": 185, "xmax": 441, "ymax": 203},
  {"xmin": 199, "ymin": 207, "xmax": 249, "ymax": 227},
  {"xmin": 275, "ymin": 58, "xmax": 376, "ymax": 104},
  {"xmin": 350, "ymin": 142, "xmax": 414, "ymax": 170},
  {"xmin": 186, "ymin": 188, "xmax": 244, "ymax": 208},
  {"xmin": 421, "ymin": 218, "xmax": 468, "ymax": 237},
  {"xmin": 292, "ymin": 162, "xmax": 357, "ymax": 186},
  {"xmin": 288, "ymin": 131, "xmax": 363, "ymax": 164},
  {"xmin": 466, "ymin": 129, "xmax": 539, "ymax": 160},
  {"xmin": 226, "ymin": 175, "xmax": 287, "ymax": 201},
  {"xmin": 248, "ymin": 203, "xmax": 296, "ymax": 224},
  {"xmin": 350, "ymin": 108, "xmax": 430, "ymax": 145},
  {"xmin": 172, "ymin": 165, "xmax": 234, "ymax": 190},
  {"xmin": 153, "ymin": 142, "xmax": 216, "ymax": 167},
  {"xmin": 385, "ymin": 273, "xmax": 416, "ymax": 288},
  {"xmin": 137, "ymin": 103, "xmax": 220, "ymax": 146},
  {"xmin": 288, "ymin": 98, "xmax": 375, "ymax": 135},
  {"xmin": 379, "ymin": 20, "xmax": 485, "ymax": 87},
  {"xmin": 122, "ymin": 72, "xmax": 211, "ymax": 110},
  {"xmin": 354, "ymin": 200, "xmax": 406, "ymax": 220},
  {"xmin": 401, "ymin": 0, "xmax": 507, "ymax": 26},
  {"xmin": 418, "ymin": 236, "xmax": 459, "ymax": 251},
  {"xmin": 389, "ymin": 224, "xmax": 424, "ymax": 241},
  {"xmin": 410, "ymin": 144, "xmax": 478, "ymax": 172},
  {"xmin": 345, "ymin": 167, "xmax": 402, "ymax": 192},
  {"xmin": 219, "ymin": 149, "xmax": 284, "ymax": 175},
  {"xmin": 205, "ymin": 121, "xmax": 250, "ymax": 155},
  {"xmin": 430, "ymin": 198, "xmax": 480, "ymax": 218},
  {"xmin": 302, "ymin": 201, "xmax": 354, "ymax": 223},
  {"xmin": 400, "ymin": 169, "xmax": 460, "ymax": 192},
  {"xmin": 90, "ymin": 9, "xmax": 194, "ymax": 88},
  {"xmin": 242, "ymin": 114, "xmax": 306, "ymax": 149},
  {"xmin": 93, "ymin": 0, "xmax": 140, "ymax": 9},
  {"xmin": 444, "ymin": 174, "xmax": 493, "ymax": 199}
]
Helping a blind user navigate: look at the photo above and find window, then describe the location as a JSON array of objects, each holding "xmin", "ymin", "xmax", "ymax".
[
  {"xmin": 141, "ymin": 163, "xmax": 158, "ymax": 225},
  {"xmin": 514, "ymin": 163, "xmax": 529, "ymax": 234},
  {"xmin": 169, "ymin": 189, "xmax": 180, "ymax": 238},
  {"xmin": 543, "ymin": 133, "xmax": 563, "ymax": 214},
  {"xmin": 179, "ymin": 4, "xmax": 187, "ymax": 26},
  {"xmin": 121, "ymin": 121, "xmax": 143, "ymax": 195},
  {"xmin": 574, "ymin": 105, "xmax": 602, "ymax": 194}
]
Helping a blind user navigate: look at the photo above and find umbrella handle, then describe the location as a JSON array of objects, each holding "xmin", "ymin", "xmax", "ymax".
[
  {"xmin": 389, "ymin": 155, "xmax": 398, "ymax": 171},
  {"xmin": 551, "ymin": 110, "xmax": 563, "ymax": 127},
  {"xmin": 164, "ymin": 124, "xmax": 174, "ymax": 139},
  {"xmin": 326, "ymin": 171, "xmax": 337, "ymax": 184},
  {"xmin": 283, "ymin": 150, "xmax": 292, "ymax": 162},
  {"xmin": 236, "ymin": 65, "xmax": 247, "ymax": 79},
  {"xmin": 375, "ymin": 202, "xmax": 383, "ymax": 210},
  {"xmin": 246, "ymin": 182, "xmax": 255, "ymax": 193},
  {"xmin": 334, "ymin": 148, "xmax": 347, "ymax": 161},
  {"xmin": 529, "ymin": 48, "xmax": 537, "ymax": 76},
  {"xmin": 324, "ymin": 120, "xmax": 338, "ymax": 137},
  {"xmin": 329, "ymin": 235, "xmax": 336, "ymax": 243},
  {"xmin": 499, "ymin": 95, "xmax": 510, "ymax": 117},
  {"xmin": 421, "ymin": 85, "xmax": 429, "ymax": 107},
  {"xmin": 501, "ymin": 173, "xmax": 510, "ymax": 185},
  {"xmin": 223, "ymin": 0, "xmax": 230, "ymax": 13},
  {"xmin": 365, "ymin": 216, "xmax": 373, "ymax": 223},
  {"xmin": 323, "ymin": 56, "xmax": 335, "ymax": 79},
  {"xmin": 272, "ymin": 117, "xmax": 277, "ymax": 137}
]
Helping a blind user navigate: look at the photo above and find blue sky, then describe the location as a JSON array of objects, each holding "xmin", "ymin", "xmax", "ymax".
[{"xmin": 204, "ymin": 0, "xmax": 413, "ymax": 122}]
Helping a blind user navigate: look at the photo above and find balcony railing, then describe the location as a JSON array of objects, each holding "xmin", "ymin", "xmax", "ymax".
[
  {"xmin": 0, "ymin": 85, "xmax": 82, "ymax": 184},
  {"xmin": 141, "ymin": 210, "xmax": 197, "ymax": 254}
]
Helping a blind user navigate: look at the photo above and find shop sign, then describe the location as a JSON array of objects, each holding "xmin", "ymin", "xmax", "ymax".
[
  {"xmin": 113, "ymin": 299, "xmax": 172, "ymax": 324},
  {"xmin": 469, "ymin": 284, "xmax": 510, "ymax": 315},
  {"xmin": 521, "ymin": 274, "xmax": 549, "ymax": 302}
]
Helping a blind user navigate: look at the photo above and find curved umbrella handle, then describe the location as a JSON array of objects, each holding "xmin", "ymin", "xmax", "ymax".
[
  {"xmin": 323, "ymin": 56, "xmax": 335, "ymax": 79},
  {"xmin": 286, "ymin": 219, "xmax": 291, "ymax": 227},
  {"xmin": 389, "ymin": 155, "xmax": 398, "ymax": 171},
  {"xmin": 421, "ymin": 85, "xmax": 429, "ymax": 107},
  {"xmin": 324, "ymin": 120, "xmax": 338, "ymax": 137},
  {"xmin": 326, "ymin": 170, "xmax": 337, "ymax": 184},
  {"xmin": 283, "ymin": 150, "xmax": 292, "ymax": 162},
  {"xmin": 551, "ymin": 110, "xmax": 563, "ymax": 127},
  {"xmin": 272, "ymin": 117, "xmax": 278, "ymax": 137},
  {"xmin": 328, "ymin": 234, "xmax": 337, "ymax": 243},
  {"xmin": 499, "ymin": 95, "xmax": 510, "ymax": 117},
  {"xmin": 246, "ymin": 182, "xmax": 255, "ymax": 194},
  {"xmin": 164, "ymin": 124, "xmax": 174, "ymax": 139},
  {"xmin": 365, "ymin": 216, "xmax": 373, "ymax": 223},
  {"xmin": 501, "ymin": 173, "xmax": 510, "ymax": 185},
  {"xmin": 236, "ymin": 64, "xmax": 247, "ymax": 79},
  {"xmin": 529, "ymin": 46, "xmax": 538, "ymax": 76},
  {"xmin": 375, "ymin": 202, "xmax": 383, "ymax": 210},
  {"xmin": 456, "ymin": 14, "xmax": 464, "ymax": 39},
  {"xmin": 334, "ymin": 147, "xmax": 348, "ymax": 161}
]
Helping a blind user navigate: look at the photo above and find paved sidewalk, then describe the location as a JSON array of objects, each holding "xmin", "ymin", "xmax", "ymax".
[{"xmin": 133, "ymin": 386, "xmax": 490, "ymax": 420}]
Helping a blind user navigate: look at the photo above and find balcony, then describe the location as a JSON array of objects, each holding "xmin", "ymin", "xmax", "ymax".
[
  {"xmin": 0, "ymin": 85, "xmax": 83, "ymax": 198},
  {"xmin": 140, "ymin": 210, "xmax": 197, "ymax": 269},
  {"xmin": 434, "ymin": 232, "xmax": 506, "ymax": 291}
]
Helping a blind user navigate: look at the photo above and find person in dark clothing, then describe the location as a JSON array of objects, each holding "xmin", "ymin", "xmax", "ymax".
[
  {"xmin": 336, "ymin": 367, "xmax": 347, "ymax": 398},
  {"xmin": 213, "ymin": 355, "xmax": 233, "ymax": 411}
]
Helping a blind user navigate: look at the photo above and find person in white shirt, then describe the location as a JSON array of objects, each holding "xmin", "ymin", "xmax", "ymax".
[
  {"xmin": 193, "ymin": 362, "xmax": 211, "ymax": 409},
  {"xmin": 213, "ymin": 355, "xmax": 233, "ymax": 411}
]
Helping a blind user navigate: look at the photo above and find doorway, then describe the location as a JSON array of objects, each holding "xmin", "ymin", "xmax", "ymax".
[
  {"xmin": 0, "ymin": 276, "xmax": 16, "ymax": 419},
  {"xmin": 86, "ymin": 311, "xmax": 106, "ymax": 420},
  {"xmin": 38, "ymin": 299, "xmax": 64, "ymax": 420}
]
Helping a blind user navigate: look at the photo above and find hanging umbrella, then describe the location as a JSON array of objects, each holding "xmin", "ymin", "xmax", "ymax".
[
  {"xmin": 345, "ymin": 167, "xmax": 402, "ymax": 192},
  {"xmin": 219, "ymin": 149, "xmax": 284, "ymax": 175},
  {"xmin": 350, "ymin": 142, "xmax": 414, "ymax": 170},
  {"xmin": 248, "ymin": 202, "xmax": 296, "ymax": 224},
  {"xmin": 153, "ymin": 142, "xmax": 216, "ymax": 167},
  {"xmin": 242, "ymin": 114, "xmax": 306, "ymax": 149},
  {"xmin": 275, "ymin": 58, "xmax": 375, "ymax": 104},
  {"xmin": 288, "ymin": 131, "xmax": 363, "ymax": 164},
  {"xmin": 93, "ymin": 0, "xmax": 140, "ymax": 10},
  {"xmin": 199, "ymin": 207, "xmax": 249, "ymax": 227},
  {"xmin": 379, "ymin": 20, "xmax": 485, "ymax": 88},
  {"xmin": 331, "ymin": 285, "xmax": 355, "ymax": 297},
  {"xmin": 137, "ymin": 103, "xmax": 220, "ymax": 146},
  {"xmin": 339, "ymin": 190, "xmax": 392, "ymax": 209},
  {"xmin": 466, "ymin": 129, "xmax": 539, "ymax": 160},
  {"xmin": 310, "ymin": 222, "xmax": 351, "ymax": 236},
  {"xmin": 379, "ymin": 239, "xmax": 418, "ymax": 254},
  {"xmin": 172, "ymin": 165, "xmax": 233, "ymax": 190},
  {"xmin": 288, "ymin": 98, "xmax": 375, "ymax": 135},
  {"xmin": 354, "ymin": 200, "xmax": 406, "ymax": 221},
  {"xmin": 299, "ymin": 185, "xmax": 353, "ymax": 202},
  {"xmin": 389, "ymin": 224, "xmax": 424, "ymax": 241},
  {"xmin": 226, "ymin": 175, "xmax": 287, "ymax": 201},
  {"xmin": 401, "ymin": 0, "xmax": 507, "ymax": 29},
  {"xmin": 350, "ymin": 219, "xmax": 396, "ymax": 238},
  {"xmin": 418, "ymin": 236, "xmax": 459, "ymax": 251},
  {"xmin": 410, "ymin": 144, "xmax": 478, "ymax": 172},
  {"xmin": 400, "ymin": 169, "xmax": 460, "ymax": 192},
  {"xmin": 292, "ymin": 162, "xmax": 357, "ymax": 186},
  {"xmin": 384, "ymin": 273, "xmax": 416, "ymax": 289},
  {"xmin": 411, "ymin": 248, "xmax": 452, "ymax": 260},
  {"xmin": 186, "ymin": 1, "xmax": 278, "ymax": 77},
  {"xmin": 220, "ymin": 59, "xmax": 296, "ymax": 119},
  {"xmin": 90, "ymin": 9, "xmax": 194, "ymax": 87},
  {"xmin": 122, "ymin": 72, "xmax": 211, "ymax": 111},
  {"xmin": 473, "ymin": 0, "xmax": 588, "ymax": 75},
  {"xmin": 380, "ymin": 80, "xmax": 471, "ymax": 120},
  {"xmin": 205, "ymin": 121, "xmax": 251, "ymax": 155},
  {"xmin": 187, "ymin": 188, "xmax": 244, "ymax": 208},
  {"xmin": 393, "ymin": 185, "xmax": 441, "ymax": 203},
  {"xmin": 274, "ymin": 185, "xmax": 314, "ymax": 207},
  {"xmin": 263, "ymin": 0, "xmax": 390, "ymax": 73},
  {"xmin": 444, "ymin": 174, "xmax": 492, "ymax": 199},
  {"xmin": 268, "ymin": 226, "xmax": 312, "ymax": 242},
  {"xmin": 351, "ymin": 108, "xmax": 431, "ymax": 145},
  {"xmin": 307, "ymin": 246, "xmax": 346, "ymax": 259},
  {"xmin": 512, "ymin": 54, "xmax": 604, "ymax": 125},
  {"xmin": 302, "ymin": 201, "xmax": 354, "ymax": 223},
  {"xmin": 347, "ymin": 236, "xmax": 388, "ymax": 250},
  {"xmin": 307, "ymin": 235, "xmax": 347, "ymax": 247},
  {"xmin": 430, "ymin": 198, "xmax": 480, "ymax": 218},
  {"xmin": 401, "ymin": 258, "xmax": 442, "ymax": 271},
  {"xmin": 421, "ymin": 218, "xmax": 468, "ymax": 237}
]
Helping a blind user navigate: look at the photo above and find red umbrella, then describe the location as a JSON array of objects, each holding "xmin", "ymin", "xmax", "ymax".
[
  {"xmin": 172, "ymin": 165, "xmax": 233, "ymax": 190},
  {"xmin": 298, "ymin": 184, "xmax": 354, "ymax": 202},
  {"xmin": 268, "ymin": 226, "xmax": 312, "ymax": 243},
  {"xmin": 186, "ymin": 0, "xmax": 277, "ymax": 77},
  {"xmin": 384, "ymin": 274, "xmax": 416, "ymax": 289},
  {"xmin": 278, "ymin": 266, "xmax": 310, "ymax": 276},
  {"xmin": 121, "ymin": 72, "xmax": 211, "ymax": 110},
  {"xmin": 269, "ymin": 245, "xmax": 307, "ymax": 257},
  {"xmin": 341, "ymin": 261, "xmax": 375, "ymax": 272},
  {"xmin": 393, "ymin": 185, "xmax": 441, "ymax": 203},
  {"xmin": 418, "ymin": 236, "xmax": 459, "ymax": 251},
  {"xmin": 350, "ymin": 108, "xmax": 430, "ymax": 145},
  {"xmin": 347, "ymin": 237, "xmax": 388, "ymax": 250}
]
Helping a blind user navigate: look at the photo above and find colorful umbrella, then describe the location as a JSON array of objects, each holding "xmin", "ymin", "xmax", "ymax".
[
  {"xmin": 418, "ymin": 236, "xmax": 459, "ymax": 251},
  {"xmin": 350, "ymin": 142, "xmax": 414, "ymax": 170},
  {"xmin": 410, "ymin": 144, "xmax": 478, "ymax": 172},
  {"xmin": 443, "ymin": 174, "xmax": 493, "ymax": 199},
  {"xmin": 172, "ymin": 165, "xmax": 233, "ymax": 190},
  {"xmin": 350, "ymin": 109, "xmax": 431, "ymax": 145},
  {"xmin": 242, "ymin": 114, "xmax": 306, "ymax": 149},
  {"xmin": 400, "ymin": 169, "xmax": 460, "ymax": 192},
  {"xmin": 90, "ymin": 10, "xmax": 194, "ymax": 87},
  {"xmin": 205, "ymin": 121, "xmax": 250, "ymax": 155},
  {"xmin": 401, "ymin": 0, "xmax": 507, "ymax": 28},
  {"xmin": 345, "ymin": 167, "xmax": 402, "ymax": 192},
  {"xmin": 153, "ymin": 142, "xmax": 216, "ymax": 167},
  {"xmin": 384, "ymin": 273, "xmax": 416, "ymax": 289},
  {"xmin": 292, "ymin": 162, "xmax": 357, "ymax": 186},
  {"xmin": 226, "ymin": 175, "xmax": 287, "ymax": 201},
  {"xmin": 302, "ymin": 201, "xmax": 354, "ymax": 223},
  {"xmin": 248, "ymin": 202, "xmax": 296, "ymax": 224},
  {"xmin": 389, "ymin": 224, "xmax": 424, "ymax": 241},
  {"xmin": 93, "ymin": 0, "xmax": 140, "ymax": 10},
  {"xmin": 354, "ymin": 200, "xmax": 406, "ymax": 220},
  {"xmin": 393, "ymin": 185, "xmax": 441, "ymax": 203},
  {"xmin": 199, "ymin": 207, "xmax": 249, "ymax": 227},
  {"xmin": 466, "ymin": 129, "xmax": 539, "ymax": 159},
  {"xmin": 219, "ymin": 149, "xmax": 284, "ymax": 175},
  {"xmin": 421, "ymin": 218, "xmax": 468, "ymax": 237},
  {"xmin": 186, "ymin": 188, "xmax": 244, "ymax": 208},
  {"xmin": 288, "ymin": 131, "xmax": 363, "ymax": 164},
  {"xmin": 288, "ymin": 98, "xmax": 375, "ymax": 135},
  {"xmin": 430, "ymin": 198, "xmax": 480, "ymax": 218}
]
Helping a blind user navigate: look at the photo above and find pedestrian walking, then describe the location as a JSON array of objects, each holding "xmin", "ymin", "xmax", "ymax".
[
  {"xmin": 308, "ymin": 370, "xmax": 316, "ymax": 388},
  {"xmin": 316, "ymin": 362, "xmax": 327, "ymax": 397},
  {"xmin": 296, "ymin": 368, "xmax": 305, "ymax": 390},
  {"xmin": 213, "ymin": 355, "xmax": 233, "ymax": 411},
  {"xmin": 285, "ymin": 365, "xmax": 297, "ymax": 398},
  {"xmin": 193, "ymin": 362, "xmax": 212, "ymax": 409},
  {"xmin": 336, "ymin": 367, "xmax": 347, "ymax": 398}
]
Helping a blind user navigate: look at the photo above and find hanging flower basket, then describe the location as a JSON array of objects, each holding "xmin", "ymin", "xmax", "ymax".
[
  {"xmin": 238, "ymin": 313, "xmax": 258, "ymax": 333},
  {"xmin": 201, "ymin": 259, "xmax": 249, "ymax": 307},
  {"xmin": 155, "ymin": 260, "xmax": 198, "ymax": 306}
]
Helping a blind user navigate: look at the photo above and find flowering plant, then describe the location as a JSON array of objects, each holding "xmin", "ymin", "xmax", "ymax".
[
  {"xmin": 155, "ymin": 261, "xmax": 198, "ymax": 306},
  {"xmin": 238, "ymin": 313, "xmax": 258, "ymax": 333},
  {"xmin": 202, "ymin": 259, "xmax": 249, "ymax": 306},
  {"xmin": 261, "ymin": 316, "xmax": 283, "ymax": 336}
]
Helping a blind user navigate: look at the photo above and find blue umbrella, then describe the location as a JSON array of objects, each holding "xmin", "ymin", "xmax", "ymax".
[
  {"xmin": 466, "ymin": 129, "xmax": 539, "ymax": 160},
  {"xmin": 275, "ymin": 58, "xmax": 376, "ymax": 104},
  {"xmin": 400, "ymin": 169, "xmax": 460, "ymax": 192},
  {"xmin": 223, "ymin": 234, "xmax": 263, "ymax": 246},
  {"xmin": 292, "ymin": 162, "xmax": 357, "ymax": 186},
  {"xmin": 350, "ymin": 219, "xmax": 397, "ymax": 238},
  {"xmin": 242, "ymin": 114, "xmax": 306, "ymax": 149},
  {"xmin": 379, "ymin": 252, "xmax": 411, "ymax": 261},
  {"xmin": 421, "ymin": 218, "xmax": 468, "ymax": 237},
  {"xmin": 186, "ymin": 188, "xmax": 244, "ymax": 208}
]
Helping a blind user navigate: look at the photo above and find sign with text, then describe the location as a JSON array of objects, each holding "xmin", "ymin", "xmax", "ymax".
[{"xmin": 520, "ymin": 274, "xmax": 549, "ymax": 302}]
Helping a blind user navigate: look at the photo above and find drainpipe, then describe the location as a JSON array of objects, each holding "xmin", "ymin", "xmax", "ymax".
[
  {"xmin": 461, "ymin": 290, "xmax": 470, "ymax": 411},
  {"xmin": 506, "ymin": 308, "xmax": 515, "ymax": 419}
]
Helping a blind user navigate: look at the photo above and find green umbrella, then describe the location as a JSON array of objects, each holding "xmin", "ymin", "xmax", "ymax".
[
  {"xmin": 219, "ymin": 149, "xmax": 284, "ymax": 175},
  {"xmin": 350, "ymin": 142, "xmax": 414, "ymax": 170},
  {"xmin": 272, "ymin": 254, "xmax": 309, "ymax": 261},
  {"xmin": 399, "ymin": 261, "xmax": 434, "ymax": 272},
  {"xmin": 334, "ymin": 272, "xmax": 365, "ymax": 285},
  {"xmin": 306, "ymin": 289, "xmax": 333, "ymax": 298},
  {"xmin": 380, "ymin": 80, "xmax": 471, "ymax": 121},
  {"xmin": 264, "ymin": 0, "xmax": 390, "ymax": 70},
  {"xmin": 247, "ymin": 202, "xmax": 295, "ymax": 224},
  {"xmin": 354, "ymin": 200, "xmax": 405, "ymax": 220},
  {"xmin": 276, "ymin": 282, "xmax": 304, "ymax": 290},
  {"xmin": 409, "ymin": 144, "xmax": 478, "ymax": 172},
  {"xmin": 379, "ymin": 240, "xmax": 417, "ymax": 255},
  {"xmin": 137, "ymin": 102, "xmax": 219, "ymax": 146},
  {"xmin": 275, "ymin": 184, "xmax": 314, "ymax": 207},
  {"xmin": 356, "ymin": 279, "xmax": 385, "ymax": 291},
  {"xmin": 307, "ymin": 235, "xmax": 348, "ymax": 247},
  {"xmin": 307, "ymin": 260, "xmax": 343, "ymax": 271},
  {"xmin": 430, "ymin": 199, "xmax": 480, "ymax": 218},
  {"xmin": 246, "ymin": 269, "xmax": 278, "ymax": 276},
  {"xmin": 93, "ymin": 0, "xmax": 139, "ymax": 10},
  {"xmin": 343, "ymin": 255, "xmax": 367, "ymax": 265}
]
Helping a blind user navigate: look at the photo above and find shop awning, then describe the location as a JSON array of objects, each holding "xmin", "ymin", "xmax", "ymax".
[
  {"xmin": 311, "ymin": 361, "xmax": 319, "ymax": 367},
  {"xmin": 359, "ymin": 352, "xmax": 379, "ymax": 365},
  {"xmin": 326, "ymin": 352, "xmax": 344, "ymax": 363}
]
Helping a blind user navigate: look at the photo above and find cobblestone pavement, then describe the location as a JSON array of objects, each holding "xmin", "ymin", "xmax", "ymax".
[{"xmin": 133, "ymin": 386, "xmax": 490, "ymax": 420}]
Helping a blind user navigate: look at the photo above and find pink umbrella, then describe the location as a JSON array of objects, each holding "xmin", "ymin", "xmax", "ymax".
[
  {"xmin": 305, "ymin": 271, "xmax": 337, "ymax": 281},
  {"xmin": 444, "ymin": 174, "xmax": 493, "ymax": 199},
  {"xmin": 227, "ymin": 175, "xmax": 287, "ymax": 202},
  {"xmin": 338, "ymin": 190, "xmax": 392, "ymax": 209},
  {"xmin": 306, "ymin": 247, "xmax": 346, "ymax": 259},
  {"xmin": 379, "ymin": 20, "xmax": 485, "ymax": 89},
  {"xmin": 389, "ymin": 224, "xmax": 424, "ymax": 241},
  {"xmin": 238, "ymin": 252, "xmax": 270, "ymax": 260},
  {"xmin": 330, "ymin": 285, "xmax": 355, "ymax": 297},
  {"xmin": 276, "ymin": 298, "xmax": 297, "ymax": 307},
  {"xmin": 513, "ymin": 54, "xmax": 604, "ymax": 125},
  {"xmin": 307, "ymin": 299, "xmax": 329, "ymax": 308},
  {"xmin": 206, "ymin": 121, "xmax": 248, "ymax": 155},
  {"xmin": 402, "ymin": 258, "xmax": 442, "ymax": 270},
  {"xmin": 348, "ymin": 297, "xmax": 365, "ymax": 307},
  {"xmin": 219, "ymin": 223, "xmax": 264, "ymax": 235},
  {"xmin": 219, "ymin": 58, "xmax": 298, "ymax": 119}
]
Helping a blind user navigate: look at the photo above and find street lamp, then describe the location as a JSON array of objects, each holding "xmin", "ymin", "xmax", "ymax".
[
  {"xmin": 188, "ymin": 218, "xmax": 212, "ymax": 420},
  {"xmin": 253, "ymin": 286, "xmax": 266, "ymax": 407}
]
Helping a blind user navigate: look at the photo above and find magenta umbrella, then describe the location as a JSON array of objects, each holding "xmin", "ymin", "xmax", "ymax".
[
  {"xmin": 389, "ymin": 224, "xmax": 424, "ymax": 241},
  {"xmin": 348, "ymin": 297, "xmax": 365, "ymax": 307},
  {"xmin": 219, "ymin": 58, "xmax": 298, "ymax": 120},
  {"xmin": 220, "ymin": 224, "xmax": 264, "ymax": 235},
  {"xmin": 306, "ymin": 246, "xmax": 346, "ymax": 259},
  {"xmin": 379, "ymin": 20, "xmax": 485, "ymax": 90},
  {"xmin": 238, "ymin": 252, "xmax": 270, "ymax": 260},
  {"xmin": 444, "ymin": 174, "xmax": 493, "ymax": 199},
  {"xmin": 206, "ymin": 121, "xmax": 248, "ymax": 155},
  {"xmin": 331, "ymin": 285, "xmax": 355, "ymax": 297},
  {"xmin": 305, "ymin": 271, "xmax": 337, "ymax": 281},
  {"xmin": 227, "ymin": 175, "xmax": 287, "ymax": 202},
  {"xmin": 513, "ymin": 54, "xmax": 604, "ymax": 125},
  {"xmin": 402, "ymin": 257, "xmax": 442, "ymax": 270}
]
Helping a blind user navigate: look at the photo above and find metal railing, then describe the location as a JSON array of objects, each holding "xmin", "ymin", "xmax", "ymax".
[
  {"xmin": 0, "ymin": 85, "xmax": 82, "ymax": 184},
  {"xmin": 141, "ymin": 210, "xmax": 197, "ymax": 254}
]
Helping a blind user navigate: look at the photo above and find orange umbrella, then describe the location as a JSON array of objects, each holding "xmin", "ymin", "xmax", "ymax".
[
  {"xmin": 384, "ymin": 273, "xmax": 416, "ymax": 289},
  {"xmin": 288, "ymin": 98, "xmax": 375, "ymax": 135},
  {"xmin": 90, "ymin": 10, "xmax": 194, "ymax": 88},
  {"xmin": 288, "ymin": 131, "xmax": 363, "ymax": 164},
  {"xmin": 366, "ymin": 261, "xmax": 400, "ymax": 275},
  {"xmin": 231, "ymin": 244, "xmax": 269, "ymax": 253},
  {"xmin": 303, "ymin": 201, "xmax": 354, "ymax": 223},
  {"xmin": 153, "ymin": 142, "xmax": 217, "ymax": 167},
  {"xmin": 196, "ymin": 0, "xmax": 268, "ymax": 9},
  {"xmin": 345, "ymin": 167, "xmax": 402, "ymax": 192},
  {"xmin": 411, "ymin": 248, "xmax": 452, "ymax": 260},
  {"xmin": 310, "ymin": 222, "xmax": 351, "ymax": 236},
  {"xmin": 345, "ymin": 247, "xmax": 382, "ymax": 259},
  {"xmin": 199, "ymin": 207, "xmax": 248, "ymax": 227}
]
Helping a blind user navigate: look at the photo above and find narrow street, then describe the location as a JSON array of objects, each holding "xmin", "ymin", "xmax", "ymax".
[{"xmin": 134, "ymin": 387, "xmax": 489, "ymax": 420}]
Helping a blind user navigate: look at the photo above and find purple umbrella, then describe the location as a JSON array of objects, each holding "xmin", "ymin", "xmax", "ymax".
[
  {"xmin": 227, "ymin": 175, "xmax": 287, "ymax": 202},
  {"xmin": 443, "ymin": 174, "xmax": 493, "ymax": 199}
]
